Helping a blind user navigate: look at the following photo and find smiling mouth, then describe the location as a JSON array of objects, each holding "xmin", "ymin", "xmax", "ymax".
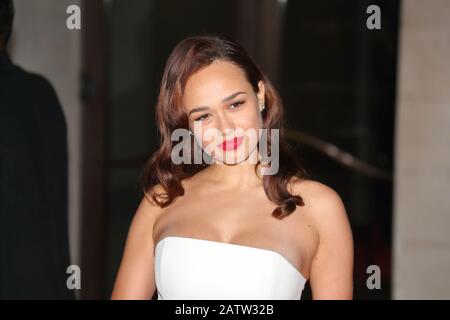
[{"xmin": 219, "ymin": 136, "xmax": 244, "ymax": 151}]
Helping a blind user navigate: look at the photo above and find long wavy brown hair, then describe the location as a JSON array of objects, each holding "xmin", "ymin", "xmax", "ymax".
[{"xmin": 141, "ymin": 34, "xmax": 310, "ymax": 219}]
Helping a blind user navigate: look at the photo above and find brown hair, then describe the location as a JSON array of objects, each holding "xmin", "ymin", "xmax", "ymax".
[{"xmin": 141, "ymin": 34, "xmax": 309, "ymax": 219}]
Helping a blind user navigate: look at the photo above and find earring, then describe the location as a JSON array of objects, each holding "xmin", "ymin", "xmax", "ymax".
[
  {"xmin": 261, "ymin": 105, "xmax": 266, "ymax": 112},
  {"xmin": 188, "ymin": 129, "xmax": 194, "ymax": 136}
]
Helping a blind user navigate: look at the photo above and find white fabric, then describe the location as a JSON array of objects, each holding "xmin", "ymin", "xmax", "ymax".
[{"xmin": 154, "ymin": 236, "xmax": 307, "ymax": 300}]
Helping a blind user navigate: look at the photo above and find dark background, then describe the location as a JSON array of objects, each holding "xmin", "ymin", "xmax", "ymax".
[{"xmin": 79, "ymin": 0, "xmax": 399, "ymax": 299}]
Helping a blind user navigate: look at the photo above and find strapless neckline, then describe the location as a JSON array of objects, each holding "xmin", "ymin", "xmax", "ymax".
[{"xmin": 155, "ymin": 236, "xmax": 307, "ymax": 281}]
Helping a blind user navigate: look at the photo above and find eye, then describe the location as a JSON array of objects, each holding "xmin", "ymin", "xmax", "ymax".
[
  {"xmin": 194, "ymin": 114, "xmax": 210, "ymax": 122},
  {"xmin": 230, "ymin": 100, "xmax": 245, "ymax": 109}
]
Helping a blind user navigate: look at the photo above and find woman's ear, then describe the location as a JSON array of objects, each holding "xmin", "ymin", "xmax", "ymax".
[{"xmin": 257, "ymin": 81, "xmax": 265, "ymax": 111}]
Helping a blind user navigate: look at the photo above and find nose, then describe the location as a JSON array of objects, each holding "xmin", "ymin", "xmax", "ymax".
[{"xmin": 216, "ymin": 111, "xmax": 236, "ymax": 138}]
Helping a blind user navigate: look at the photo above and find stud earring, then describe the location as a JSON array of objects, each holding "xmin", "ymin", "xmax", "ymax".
[{"xmin": 261, "ymin": 105, "xmax": 266, "ymax": 112}]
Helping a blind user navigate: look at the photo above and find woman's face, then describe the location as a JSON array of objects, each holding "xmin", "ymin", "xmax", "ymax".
[{"xmin": 182, "ymin": 60, "xmax": 265, "ymax": 165}]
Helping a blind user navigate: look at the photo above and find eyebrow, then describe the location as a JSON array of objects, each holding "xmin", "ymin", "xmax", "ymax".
[{"xmin": 188, "ymin": 91, "xmax": 246, "ymax": 116}]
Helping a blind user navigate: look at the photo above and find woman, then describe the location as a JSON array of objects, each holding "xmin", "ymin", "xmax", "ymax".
[{"xmin": 111, "ymin": 34, "xmax": 354, "ymax": 300}]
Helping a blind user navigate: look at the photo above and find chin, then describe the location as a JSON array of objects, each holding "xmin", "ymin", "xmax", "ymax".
[{"xmin": 211, "ymin": 148, "xmax": 253, "ymax": 165}]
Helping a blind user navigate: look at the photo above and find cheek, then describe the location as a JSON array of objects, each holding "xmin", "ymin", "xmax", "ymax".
[
  {"xmin": 239, "ymin": 109, "xmax": 263, "ymax": 152},
  {"xmin": 240, "ymin": 107, "xmax": 263, "ymax": 131}
]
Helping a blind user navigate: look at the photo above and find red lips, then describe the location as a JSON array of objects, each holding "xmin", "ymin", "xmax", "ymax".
[{"xmin": 219, "ymin": 136, "xmax": 244, "ymax": 151}]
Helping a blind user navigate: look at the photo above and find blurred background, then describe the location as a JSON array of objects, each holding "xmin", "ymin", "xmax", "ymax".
[{"xmin": 4, "ymin": 0, "xmax": 450, "ymax": 299}]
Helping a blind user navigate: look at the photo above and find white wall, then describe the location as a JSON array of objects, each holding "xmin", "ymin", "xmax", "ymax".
[
  {"xmin": 8, "ymin": 0, "xmax": 82, "ymax": 269},
  {"xmin": 393, "ymin": 0, "xmax": 450, "ymax": 299}
]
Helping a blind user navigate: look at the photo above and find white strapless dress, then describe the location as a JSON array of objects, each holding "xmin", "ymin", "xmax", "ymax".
[{"xmin": 154, "ymin": 236, "xmax": 307, "ymax": 300}]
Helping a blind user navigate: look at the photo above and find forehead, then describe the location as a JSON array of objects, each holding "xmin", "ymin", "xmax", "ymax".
[{"xmin": 182, "ymin": 60, "xmax": 251, "ymax": 107}]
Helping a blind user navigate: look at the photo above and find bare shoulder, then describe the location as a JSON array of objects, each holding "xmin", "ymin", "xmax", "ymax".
[
  {"xmin": 111, "ymin": 183, "xmax": 166, "ymax": 299},
  {"xmin": 288, "ymin": 177, "xmax": 349, "ymax": 229},
  {"xmin": 288, "ymin": 177, "xmax": 343, "ymax": 204},
  {"xmin": 136, "ymin": 184, "xmax": 166, "ymax": 223},
  {"xmin": 124, "ymin": 184, "xmax": 167, "ymax": 246},
  {"xmin": 288, "ymin": 177, "xmax": 352, "ymax": 247},
  {"xmin": 289, "ymin": 177, "xmax": 354, "ymax": 299}
]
